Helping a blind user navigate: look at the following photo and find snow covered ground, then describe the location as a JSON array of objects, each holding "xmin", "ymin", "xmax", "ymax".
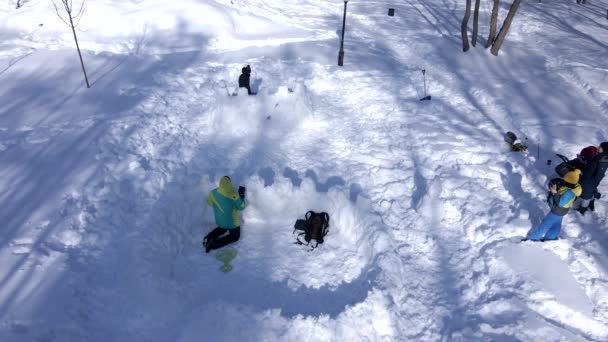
[{"xmin": 1, "ymin": 0, "xmax": 608, "ymax": 341}]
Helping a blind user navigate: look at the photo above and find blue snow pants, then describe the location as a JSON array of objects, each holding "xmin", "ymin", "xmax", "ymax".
[{"xmin": 528, "ymin": 212, "xmax": 563, "ymax": 241}]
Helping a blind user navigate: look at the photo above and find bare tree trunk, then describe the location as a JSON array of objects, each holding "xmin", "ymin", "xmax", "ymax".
[
  {"xmin": 461, "ymin": 0, "xmax": 472, "ymax": 52},
  {"xmin": 68, "ymin": 15, "xmax": 90, "ymax": 88},
  {"xmin": 486, "ymin": 0, "xmax": 500, "ymax": 48},
  {"xmin": 491, "ymin": 0, "xmax": 521, "ymax": 56},
  {"xmin": 53, "ymin": 0, "xmax": 90, "ymax": 88},
  {"xmin": 16, "ymin": 0, "xmax": 22, "ymax": 9},
  {"xmin": 472, "ymin": 0, "xmax": 481, "ymax": 46}
]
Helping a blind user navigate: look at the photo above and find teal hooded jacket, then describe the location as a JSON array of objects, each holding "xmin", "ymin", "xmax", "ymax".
[{"xmin": 207, "ymin": 176, "xmax": 246, "ymax": 229}]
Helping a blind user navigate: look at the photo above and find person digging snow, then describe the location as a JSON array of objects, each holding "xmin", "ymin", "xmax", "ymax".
[
  {"xmin": 577, "ymin": 142, "xmax": 608, "ymax": 215},
  {"xmin": 523, "ymin": 169, "xmax": 582, "ymax": 242},
  {"xmin": 202, "ymin": 176, "xmax": 246, "ymax": 253},
  {"xmin": 238, "ymin": 64, "xmax": 253, "ymax": 95}
]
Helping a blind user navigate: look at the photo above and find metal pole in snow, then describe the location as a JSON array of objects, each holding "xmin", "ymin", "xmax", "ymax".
[
  {"xmin": 338, "ymin": 1, "xmax": 349, "ymax": 66},
  {"xmin": 423, "ymin": 70, "xmax": 426, "ymax": 97}
]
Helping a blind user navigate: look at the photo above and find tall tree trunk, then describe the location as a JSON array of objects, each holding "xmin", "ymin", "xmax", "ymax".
[
  {"xmin": 472, "ymin": 0, "xmax": 481, "ymax": 46},
  {"xmin": 68, "ymin": 15, "xmax": 90, "ymax": 88},
  {"xmin": 486, "ymin": 0, "xmax": 500, "ymax": 48},
  {"xmin": 491, "ymin": 0, "xmax": 521, "ymax": 56},
  {"xmin": 461, "ymin": 0, "xmax": 472, "ymax": 52}
]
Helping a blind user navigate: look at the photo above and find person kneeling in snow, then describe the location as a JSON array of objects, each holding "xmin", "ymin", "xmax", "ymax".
[
  {"xmin": 238, "ymin": 65, "xmax": 253, "ymax": 95},
  {"xmin": 523, "ymin": 170, "xmax": 582, "ymax": 242},
  {"xmin": 202, "ymin": 176, "xmax": 247, "ymax": 253}
]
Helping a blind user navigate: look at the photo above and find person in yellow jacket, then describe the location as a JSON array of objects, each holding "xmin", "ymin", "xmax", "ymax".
[
  {"xmin": 523, "ymin": 170, "xmax": 582, "ymax": 242},
  {"xmin": 202, "ymin": 176, "xmax": 246, "ymax": 253}
]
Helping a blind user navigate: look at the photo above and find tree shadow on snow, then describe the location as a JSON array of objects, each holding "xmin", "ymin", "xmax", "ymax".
[{"xmin": 0, "ymin": 22, "xmax": 211, "ymax": 340}]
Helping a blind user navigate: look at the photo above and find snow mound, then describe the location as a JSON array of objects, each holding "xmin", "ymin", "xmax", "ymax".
[{"xmin": 141, "ymin": 172, "xmax": 389, "ymax": 291}]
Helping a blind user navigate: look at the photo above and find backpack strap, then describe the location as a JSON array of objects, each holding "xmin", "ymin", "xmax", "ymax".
[
  {"xmin": 293, "ymin": 230, "xmax": 307, "ymax": 245},
  {"xmin": 555, "ymin": 153, "xmax": 570, "ymax": 163},
  {"xmin": 319, "ymin": 212, "xmax": 330, "ymax": 242},
  {"xmin": 322, "ymin": 212, "xmax": 329, "ymax": 229},
  {"xmin": 293, "ymin": 218, "xmax": 309, "ymax": 245},
  {"xmin": 305, "ymin": 211, "xmax": 315, "ymax": 221}
]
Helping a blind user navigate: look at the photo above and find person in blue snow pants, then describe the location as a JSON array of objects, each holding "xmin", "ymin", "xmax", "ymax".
[
  {"xmin": 525, "ymin": 170, "xmax": 582, "ymax": 242},
  {"xmin": 527, "ymin": 212, "xmax": 564, "ymax": 241}
]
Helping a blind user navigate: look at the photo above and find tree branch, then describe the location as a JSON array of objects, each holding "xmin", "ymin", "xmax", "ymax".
[
  {"xmin": 73, "ymin": 0, "xmax": 87, "ymax": 27},
  {"xmin": 52, "ymin": 1, "xmax": 71, "ymax": 27},
  {"xmin": 74, "ymin": 0, "xmax": 86, "ymax": 19}
]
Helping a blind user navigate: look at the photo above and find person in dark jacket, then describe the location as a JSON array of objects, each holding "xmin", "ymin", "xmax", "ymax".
[
  {"xmin": 577, "ymin": 142, "xmax": 608, "ymax": 215},
  {"xmin": 202, "ymin": 176, "xmax": 247, "ymax": 253},
  {"xmin": 523, "ymin": 170, "xmax": 582, "ymax": 242},
  {"xmin": 238, "ymin": 65, "xmax": 253, "ymax": 95}
]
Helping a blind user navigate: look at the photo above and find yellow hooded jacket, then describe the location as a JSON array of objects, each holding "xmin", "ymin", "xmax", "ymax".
[{"xmin": 207, "ymin": 177, "xmax": 246, "ymax": 229}]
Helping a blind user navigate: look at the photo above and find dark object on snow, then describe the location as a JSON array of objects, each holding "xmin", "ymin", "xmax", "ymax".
[
  {"xmin": 511, "ymin": 143, "xmax": 527, "ymax": 152},
  {"xmin": 388, "ymin": 8, "xmax": 395, "ymax": 16},
  {"xmin": 238, "ymin": 65, "xmax": 253, "ymax": 95},
  {"xmin": 420, "ymin": 69, "xmax": 431, "ymax": 101},
  {"xmin": 504, "ymin": 131, "xmax": 527, "ymax": 152},
  {"xmin": 203, "ymin": 227, "xmax": 241, "ymax": 253},
  {"xmin": 238, "ymin": 185, "xmax": 246, "ymax": 200},
  {"xmin": 504, "ymin": 131, "xmax": 517, "ymax": 145},
  {"xmin": 293, "ymin": 211, "xmax": 330, "ymax": 250}
]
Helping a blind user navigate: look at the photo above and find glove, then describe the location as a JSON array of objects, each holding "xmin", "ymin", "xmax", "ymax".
[{"xmin": 238, "ymin": 186, "xmax": 246, "ymax": 199}]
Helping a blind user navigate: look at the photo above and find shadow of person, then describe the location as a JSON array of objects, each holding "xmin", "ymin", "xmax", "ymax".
[{"xmin": 251, "ymin": 78, "xmax": 263, "ymax": 95}]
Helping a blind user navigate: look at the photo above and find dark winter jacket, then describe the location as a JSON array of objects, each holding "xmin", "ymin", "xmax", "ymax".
[
  {"xmin": 238, "ymin": 65, "xmax": 252, "ymax": 95},
  {"xmin": 579, "ymin": 154, "xmax": 608, "ymax": 199}
]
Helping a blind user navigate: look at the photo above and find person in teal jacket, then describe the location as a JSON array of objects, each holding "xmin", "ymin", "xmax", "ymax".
[{"xmin": 202, "ymin": 176, "xmax": 246, "ymax": 253}]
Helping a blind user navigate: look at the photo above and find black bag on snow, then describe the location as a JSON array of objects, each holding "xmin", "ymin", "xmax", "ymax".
[{"xmin": 293, "ymin": 211, "xmax": 329, "ymax": 249}]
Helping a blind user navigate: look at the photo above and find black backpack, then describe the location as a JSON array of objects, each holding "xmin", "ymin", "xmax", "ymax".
[{"xmin": 293, "ymin": 211, "xmax": 329, "ymax": 249}]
